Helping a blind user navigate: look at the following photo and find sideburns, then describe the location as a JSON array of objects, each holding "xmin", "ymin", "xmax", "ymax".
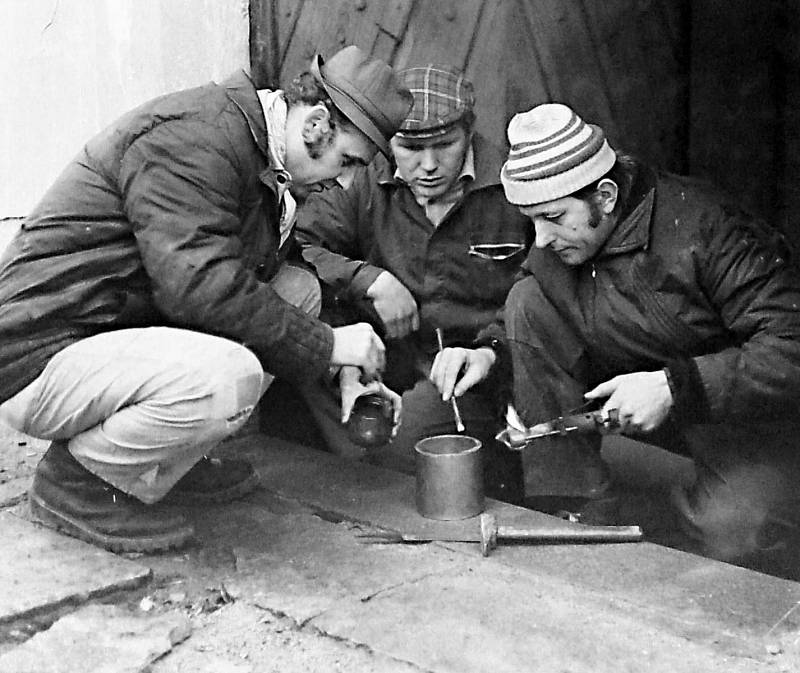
[
  {"xmin": 305, "ymin": 126, "xmax": 336, "ymax": 159},
  {"xmin": 588, "ymin": 193, "xmax": 605, "ymax": 229}
]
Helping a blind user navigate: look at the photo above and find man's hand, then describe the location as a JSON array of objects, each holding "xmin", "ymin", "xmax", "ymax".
[
  {"xmin": 584, "ymin": 370, "xmax": 673, "ymax": 433},
  {"xmin": 338, "ymin": 365, "xmax": 402, "ymax": 434},
  {"xmin": 366, "ymin": 271, "xmax": 419, "ymax": 338},
  {"xmin": 331, "ymin": 323, "xmax": 385, "ymax": 382},
  {"xmin": 429, "ymin": 347, "xmax": 496, "ymax": 401}
]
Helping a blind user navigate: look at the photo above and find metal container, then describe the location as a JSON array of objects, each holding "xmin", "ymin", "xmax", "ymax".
[
  {"xmin": 414, "ymin": 434, "xmax": 484, "ymax": 520},
  {"xmin": 347, "ymin": 394, "xmax": 393, "ymax": 448}
]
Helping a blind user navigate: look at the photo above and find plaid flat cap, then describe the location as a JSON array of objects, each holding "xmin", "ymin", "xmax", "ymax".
[{"xmin": 396, "ymin": 65, "xmax": 475, "ymax": 137}]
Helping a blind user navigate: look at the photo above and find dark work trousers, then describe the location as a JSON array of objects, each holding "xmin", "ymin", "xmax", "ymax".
[{"xmin": 506, "ymin": 274, "xmax": 800, "ymax": 566}]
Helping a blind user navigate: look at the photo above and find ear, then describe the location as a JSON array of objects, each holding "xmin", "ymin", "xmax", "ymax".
[
  {"xmin": 596, "ymin": 178, "xmax": 619, "ymax": 215},
  {"xmin": 301, "ymin": 104, "xmax": 333, "ymax": 145}
]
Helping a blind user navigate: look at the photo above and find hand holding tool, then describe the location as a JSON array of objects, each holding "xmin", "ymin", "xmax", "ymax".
[
  {"xmin": 359, "ymin": 512, "xmax": 643, "ymax": 556},
  {"xmin": 435, "ymin": 327, "xmax": 465, "ymax": 433},
  {"xmin": 495, "ymin": 408, "xmax": 621, "ymax": 450}
]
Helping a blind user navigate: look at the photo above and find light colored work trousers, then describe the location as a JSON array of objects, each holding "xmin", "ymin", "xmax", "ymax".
[{"xmin": 0, "ymin": 265, "xmax": 320, "ymax": 504}]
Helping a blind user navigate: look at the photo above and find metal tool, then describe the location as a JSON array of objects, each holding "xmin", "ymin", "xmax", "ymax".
[
  {"xmin": 495, "ymin": 407, "xmax": 621, "ymax": 450},
  {"xmin": 415, "ymin": 434, "xmax": 483, "ymax": 520},
  {"xmin": 435, "ymin": 327, "xmax": 465, "ymax": 433},
  {"xmin": 359, "ymin": 512, "xmax": 643, "ymax": 556}
]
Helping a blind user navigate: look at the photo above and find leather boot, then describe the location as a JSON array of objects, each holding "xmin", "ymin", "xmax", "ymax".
[
  {"xmin": 166, "ymin": 455, "xmax": 260, "ymax": 504},
  {"xmin": 29, "ymin": 441, "xmax": 194, "ymax": 553}
]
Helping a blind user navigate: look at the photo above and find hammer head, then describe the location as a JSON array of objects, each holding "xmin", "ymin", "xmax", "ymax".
[{"xmin": 479, "ymin": 512, "xmax": 497, "ymax": 556}]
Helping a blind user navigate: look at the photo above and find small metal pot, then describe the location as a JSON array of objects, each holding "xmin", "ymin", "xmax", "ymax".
[
  {"xmin": 415, "ymin": 434, "xmax": 484, "ymax": 520},
  {"xmin": 347, "ymin": 394, "xmax": 393, "ymax": 448}
]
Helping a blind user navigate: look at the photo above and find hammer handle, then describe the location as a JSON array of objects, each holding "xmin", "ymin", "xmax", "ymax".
[{"xmin": 495, "ymin": 524, "xmax": 643, "ymax": 543}]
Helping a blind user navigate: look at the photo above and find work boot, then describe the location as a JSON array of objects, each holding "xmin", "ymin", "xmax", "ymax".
[
  {"xmin": 29, "ymin": 441, "xmax": 194, "ymax": 553},
  {"xmin": 165, "ymin": 455, "xmax": 260, "ymax": 504}
]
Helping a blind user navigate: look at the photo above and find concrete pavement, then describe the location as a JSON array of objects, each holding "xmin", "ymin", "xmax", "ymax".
[{"xmin": 2, "ymin": 433, "xmax": 800, "ymax": 672}]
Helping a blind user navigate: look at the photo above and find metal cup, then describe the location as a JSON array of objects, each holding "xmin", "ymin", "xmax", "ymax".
[
  {"xmin": 347, "ymin": 394, "xmax": 393, "ymax": 448},
  {"xmin": 414, "ymin": 434, "xmax": 484, "ymax": 520}
]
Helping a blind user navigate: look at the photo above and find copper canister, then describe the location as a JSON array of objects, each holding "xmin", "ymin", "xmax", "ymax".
[{"xmin": 414, "ymin": 434, "xmax": 484, "ymax": 520}]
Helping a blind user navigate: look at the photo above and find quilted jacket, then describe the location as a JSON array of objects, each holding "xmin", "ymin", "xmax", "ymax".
[
  {"xmin": 500, "ymin": 164, "xmax": 800, "ymax": 425},
  {"xmin": 0, "ymin": 71, "xmax": 334, "ymax": 403}
]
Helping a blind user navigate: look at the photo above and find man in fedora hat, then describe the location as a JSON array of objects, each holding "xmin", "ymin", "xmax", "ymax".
[
  {"xmin": 430, "ymin": 103, "xmax": 800, "ymax": 573},
  {"xmin": 294, "ymin": 64, "xmax": 531, "ymax": 502},
  {"xmin": 0, "ymin": 45, "xmax": 412, "ymax": 553}
]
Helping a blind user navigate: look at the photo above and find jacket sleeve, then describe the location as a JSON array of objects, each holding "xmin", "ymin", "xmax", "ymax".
[
  {"xmin": 691, "ymin": 207, "xmax": 800, "ymax": 421},
  {"xmin": 295, "ymin": 169, "xmax": 384, "ymax": 300},
  {"xmin": 118, "ymin": 118, "xmax": 333, "ymax": 382}
]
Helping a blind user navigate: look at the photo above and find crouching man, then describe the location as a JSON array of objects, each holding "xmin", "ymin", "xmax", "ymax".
[
  {"xmin": 431, "ymin": 103, "xmax": 800, "ymax": 569},
  {"xmin": 0, "ymin": 46, "xmax": 412, "ymax": 552},
  {"xmin": 295, "ymin": 65, "xmax": 531, "ymax": 501}
]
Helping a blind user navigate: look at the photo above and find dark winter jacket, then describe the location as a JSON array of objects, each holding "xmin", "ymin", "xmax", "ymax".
[
  {"xmin": 295, "ymin": 134, "xmax": 532, "ymax": 354},
  {"xmin": 0, "ymin": 71, "xmax": 334, "ymax": 403},
  {"xmin": 488, "ymin": 164, "xmax": 800, "ymax": 425}
]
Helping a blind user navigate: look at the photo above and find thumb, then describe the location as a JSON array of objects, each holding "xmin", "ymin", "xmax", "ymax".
[
  {"xmin": 341, "ymin": 394, "xmax": 357, "ymax": 423},
  {"xmin": 584, "ymin": 377, "xmax": 618, "ymax": 400},
  {"xmin": 452, "ymin": 367, "xmax": 482, "ymax": 398}
]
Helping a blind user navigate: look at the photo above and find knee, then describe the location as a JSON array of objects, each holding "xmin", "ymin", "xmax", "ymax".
[
  {"xmin": 213, "ymin": 344, "xmax": 264, "ymax": 415},
  {"xmin": 173, "ymin": 340, "xmax": 263, "ymax": 441},
  {"xmin": 505, "ymin": 276, "xmax": 545, "ymax": 337}
]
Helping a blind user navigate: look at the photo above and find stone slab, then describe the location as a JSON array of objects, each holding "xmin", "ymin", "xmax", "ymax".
[
  {"xmin": 0, "ymin": 511, "xmax": 151, "ymax": 624},
  {"xmin": 163, "ymin": 496, "xmax": 477, "ymax": 626},
  {"xmin": 221, "ymin": 436, "xmax": 800, "ymax": 655},
  {"xmin": 226, "ymin": 510, "xmax": 477, "ymax": 624},
  {"xmin": 312, "ymin": 562, "xmax": 785, "ymax": 673},
  {"xmin": 0, "ymin": 603, "xmax": 191, "ymax": 673},
  {"xmin": 0, "ymin": 476, "xmax": 30, "ymax": 507}
]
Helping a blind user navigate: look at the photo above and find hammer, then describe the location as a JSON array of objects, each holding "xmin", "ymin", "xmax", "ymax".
[
  {"xmin": 478, "ymin": 513, "xmax": 642, "ymax": 556},
  {"xmin": 359, "ymin": 513, "xmax": 643, "ymax": 556}
]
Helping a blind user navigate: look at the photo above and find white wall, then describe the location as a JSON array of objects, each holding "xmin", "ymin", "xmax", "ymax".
[{"xmin": 1, "ymin": 0, "xmax": 250, "ymax": 218}]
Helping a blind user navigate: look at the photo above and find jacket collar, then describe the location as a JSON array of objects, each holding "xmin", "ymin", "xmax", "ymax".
[
  {"xmin": 222, "ymin": 70, "xmax": 269, "ymax": 159},
  {"xmin": 374, "ymin": 132, "xmax": 507, "ymax": 192},
  {"xmin": 597, "ymin": 163, "xmax": 657, "ymax": 258}
]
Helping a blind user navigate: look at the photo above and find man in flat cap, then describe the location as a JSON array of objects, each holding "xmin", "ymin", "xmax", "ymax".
[
  {"xmin": 295, "ymin": 64, "xmax": 532, "ymax": 501},
  {"xmin": 0, "ymin": 46, "xmax": 412, "ymax": 553},
  {"xmin": 430, "ymin": 103, "xmax": 800, "ymax": 573}
]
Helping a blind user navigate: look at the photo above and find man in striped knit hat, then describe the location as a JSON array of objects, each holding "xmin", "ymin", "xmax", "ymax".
[{"xmin": 430, "ymin": 103, "xmax": 800, "ymax": 575}]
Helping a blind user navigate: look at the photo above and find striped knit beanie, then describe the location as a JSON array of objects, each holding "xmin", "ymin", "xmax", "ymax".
[{"xmin": 501, "ymin": 104, "xmax": 616, "ymax": 205}]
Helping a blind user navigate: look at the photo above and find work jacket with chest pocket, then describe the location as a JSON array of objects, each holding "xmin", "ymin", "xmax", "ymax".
[{"xmin": 295, "ymin": 133, "xmax": 532, "ymax": 384}]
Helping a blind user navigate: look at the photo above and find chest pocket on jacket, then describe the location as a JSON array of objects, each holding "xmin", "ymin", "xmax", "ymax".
[
  {"xmin": 464, "ymin": 235, "xmax": 529, "ymax": 302},
  {"xmin": 468, "ymin": 242, "xmax": 527, "ymax": 261}
]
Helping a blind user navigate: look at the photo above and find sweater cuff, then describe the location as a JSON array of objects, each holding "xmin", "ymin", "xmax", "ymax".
[
  {"xmin": 472, "ymin": 335, "xmax": 513, "ymax": 420},
  {"xmin": 349, "ymin": 264, "xmax": 383, "ymax": 300},
  {"xmin": 665, "ymin": 358, "xmax": 710, "ymax": 424}
]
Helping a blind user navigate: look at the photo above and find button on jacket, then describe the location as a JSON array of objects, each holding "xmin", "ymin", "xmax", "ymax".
[
  {"xmin": 0, "ymin": 71, "xmax": 334, "ymax": 403},
  {"xmin": 295, "ymin": 133, "xmax": 532, "ymax": 352}
]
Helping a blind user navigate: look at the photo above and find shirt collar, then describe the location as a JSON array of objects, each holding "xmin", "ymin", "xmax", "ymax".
[
  {"xmin": 256, "ymin": 88, "xmax": 290, "ymax": 176},
  {"xmin": 598, "ymin": 165, "xmax": 658, "ymax": 257}
]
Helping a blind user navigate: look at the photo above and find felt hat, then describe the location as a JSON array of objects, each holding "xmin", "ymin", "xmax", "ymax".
[
  {"xmin": 501, "ymin": 103, "xmax": 616, "ymax": 205},
  {"xmin": 311, "ymin": 45, "xmax": 413, "ymax": 157},
  {"xmin": 396, "ymin": 64, "xmax": 475, "ymax": 138}
]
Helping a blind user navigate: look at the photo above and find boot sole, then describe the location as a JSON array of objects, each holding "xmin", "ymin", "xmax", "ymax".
[
  {"xmin": 29, "ymin": 491, "xmax": 195, "ymax": 554},
  {"xmin": 165, "ymin": 471, "xmax": 261, "ymax": 505}
]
